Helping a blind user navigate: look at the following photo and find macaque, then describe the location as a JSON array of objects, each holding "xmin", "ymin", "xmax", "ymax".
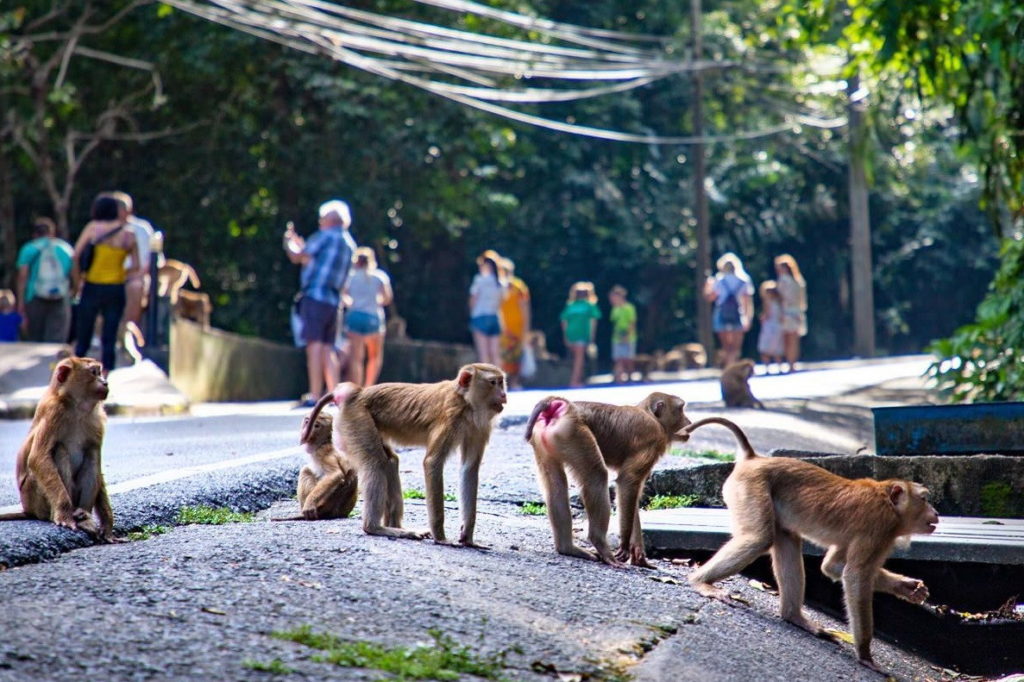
[
  {"xmin": 720, "ymin": 359, "xmax": 763, "ymax": 408},
  {"xmin": 0, "ymin": 357, "xmax": 118, "ymax": 542},
  {"xmin": 684, "ymin": 416, "xmax": 939, "ymax": 672},
  {"xmin": 305, "ymin": 363, "xmax": 506, "ymax": 545},
  {"xmin": 174, "ymin": 289, "xmax": 212, "ymax": 328},
  {"xmin": 274, "ymin": 409, "xmax": 358, "ymax": 521},
  {"xmin": 524, "ymin": 393, "xmax": 691, "ymax": 567}
]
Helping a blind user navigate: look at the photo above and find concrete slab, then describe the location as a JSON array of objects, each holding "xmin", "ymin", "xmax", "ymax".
[{"xmin": 641, "ymin": 507, "xmax": 1024, "ymax": 565}]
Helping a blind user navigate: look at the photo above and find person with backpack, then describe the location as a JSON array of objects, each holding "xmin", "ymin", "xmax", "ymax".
[
  {"xmin": 15, "ymin": 218, "xmax": 75, "ymax": 343},
  {"xmin": 71, "ymin": 194, "xmax": 139, "ymax": 374},
  {"xmin": 704, "ymin": 251, "xmax": 755, "ymax": 368}
]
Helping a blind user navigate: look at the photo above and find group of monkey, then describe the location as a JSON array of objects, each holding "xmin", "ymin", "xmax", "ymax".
[{"xmin": 4, "ymin": 356, "xmax": 939, "ymax": 674}]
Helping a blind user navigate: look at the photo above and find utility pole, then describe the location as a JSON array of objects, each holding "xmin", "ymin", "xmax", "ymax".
[
  {"xmin": 691, "ymin": 0, "xmax": 713, "ymax": 354},
  {"xmin": 847, "ymin": 73, "xmax": 875, "ymax": 357}
]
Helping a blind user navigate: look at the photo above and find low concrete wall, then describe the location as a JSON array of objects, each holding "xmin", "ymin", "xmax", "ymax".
[
  {"xmin": 170, "ymin": 322, "xmax": 575, "ymax": 401},
  {"xmin": 170, "ymin": 320, "xmax": 307, "ymax": 402},
  {"xmin": 647, "ymin": 454, "xmax": 1024, "ymax": 518}
]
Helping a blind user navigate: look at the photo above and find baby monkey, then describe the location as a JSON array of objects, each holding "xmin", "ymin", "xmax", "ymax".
[
  {"xmin": 275, "ymin": 409, "xmax": 358, "ymax": 521},
  {"xmin": 684, "ymin": 416, "xmax": 938, "ymax": 672}
]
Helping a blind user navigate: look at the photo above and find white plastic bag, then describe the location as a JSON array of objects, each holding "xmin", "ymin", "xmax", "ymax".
[{"xmin": 520, "ymin": 344, "xmax": 537, "ymax": 379}]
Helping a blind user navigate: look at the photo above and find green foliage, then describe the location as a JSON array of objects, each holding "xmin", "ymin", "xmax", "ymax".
[
  {"xmin": 519, "ymin": 502, "xmax": 547, "ymax": 516},
  {"xmin": 126, "ymin": 524, "xmax": 170, "ymax": 541},
  {"xmin": 242, "ymin": 658, "xmax": 295, "ymax": 675},
  {"xmin": 176, "ymin": 506, "xmax": 254, "ymax": 525},
  {"xmin": 928, "ymin": 237, "xmax": 1024, "ymax": 402},
  {"xmin": 644, "ymin": 494, "xmax": 699, "ymax": 510},
  {"xmin": 272, "ymin": 626, "xmax": 508, "ymax": 680},
  {"xmin": 978, "ymin": 482, "xmax": 1014, "ymax": 518}
]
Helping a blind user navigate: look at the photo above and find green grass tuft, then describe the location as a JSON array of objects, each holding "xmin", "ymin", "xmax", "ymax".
[
  {"xmin": 404, "ymin": 490, "xmax": 457, "ymax": 502},
  {"xmin": 670, "ymin": 447, "xmax": 734, "ymax": 462},
  {"xmin": 177, "ymin": 506, "xmax": 254, "ymax": 525},
  {"xmin": 644, "ymin": 494, "xmax": 699, "ymax": 510},
  {"xmin": 272, "ymin": 626, "xmax": 507, "ymax": 680},
  {"xmin": 519, "ymin": 502, "xmax": 547, "ymax": 516},
  {"xmin": 126, "ymin": 524, "xmax": 170, "ymax": 541},
  {"xmin": 242, "ymin": 658, "xmax": 295, "ymax": 674}
]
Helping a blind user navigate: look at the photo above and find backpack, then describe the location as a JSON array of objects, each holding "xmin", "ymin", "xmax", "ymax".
[
  {"xmin": 33, "ymin": 241, "xmax": 69, "ymax": 300},
  {"xmin": 718, "ymin": 279, "xmax": 743, "ymax": 326}
]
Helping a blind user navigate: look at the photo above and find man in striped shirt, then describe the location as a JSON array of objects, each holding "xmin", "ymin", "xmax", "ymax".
[{"xmin": 284, "ymin": 199, "xmax": 357, "ymax": 406}]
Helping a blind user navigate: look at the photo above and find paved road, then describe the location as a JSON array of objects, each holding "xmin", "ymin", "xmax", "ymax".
[{"xmin": 0, "ymin": 356, "xmax": 930, "ymax": 512}]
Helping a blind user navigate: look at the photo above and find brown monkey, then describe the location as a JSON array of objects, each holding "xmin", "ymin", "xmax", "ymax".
[
  {"xmin": 0, "ymin": 357, "xmax": 118, "ymax": 542},
  {"xmin": 524, "ymin": 393, "xmax": 691, "ymax": 567},
  {"xmin": 273, "ymin": 409, "xmax": 358, "ymax": 521},
  {"xmin": 684, "ymin": 416, "xmax": 938, "ymax": 672},
  {"xmin": 720, "ymin": 359, "xmax": 763, "ymax": 408},
  {"xmin": 305, "ymin": 363, "xmax": 506, "ymax": 545}
]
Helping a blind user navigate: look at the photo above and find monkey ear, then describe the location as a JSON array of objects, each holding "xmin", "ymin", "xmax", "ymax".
[
  {"xmin": 55, "ymin": 364, "xmax": 72, "ymax": 384},
  {"xmin": 652, "ymin": 400, "xmax": 665, "ymax": 417},
  {"xmin": 889, "ymin": 482, "xmax": 906, "ymax": 509},
  {"xmin": 457, "ymin": 368, "xmax": 474, "ymax": 393}
]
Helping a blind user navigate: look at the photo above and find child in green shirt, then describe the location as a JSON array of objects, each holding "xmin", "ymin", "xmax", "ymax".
[
  {"xmin": 608, "ymin": 285, "xmax": 637, "ymax": 383},
  {"xmin": 560, "ymin": 281, "xmax": 601, "ymax": 387}
]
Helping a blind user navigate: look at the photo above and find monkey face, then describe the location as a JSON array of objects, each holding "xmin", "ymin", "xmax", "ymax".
[
  {"xmin": 300, "ymin": 411, "xmax": 333, "ymax": 446},
  {"xmin": 55, "ymin": 358, "xmax": 108, "ymax": 401},
  {"xmin": 459, "ymin": 365, "xmax": 507, "ymax": 413}
]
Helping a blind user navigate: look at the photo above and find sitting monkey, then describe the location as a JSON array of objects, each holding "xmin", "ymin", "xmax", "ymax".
[
  {"xmin": 720, "ymin": 359, "xmax": 764, "ymax": 408},
  {"xmin": 275, "ymin": 409, "xmax": 358, "ymax": 521}
]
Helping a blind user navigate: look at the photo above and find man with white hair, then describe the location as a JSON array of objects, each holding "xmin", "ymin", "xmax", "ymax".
[{"xmin": 284, "ymin": 199, "xmax": 357, "ymax": 406}]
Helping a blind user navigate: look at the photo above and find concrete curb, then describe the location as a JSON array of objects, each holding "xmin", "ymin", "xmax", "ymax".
[{"xmin": 0, "ymin": 457, "xmax": 300, "ymax": 570}]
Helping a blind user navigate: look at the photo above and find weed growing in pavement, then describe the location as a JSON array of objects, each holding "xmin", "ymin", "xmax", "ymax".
[
  {"xmin": 669, "ymin": 447, "xmax": 734, "ymax": 462},
  {"xmin": 242, "ymin": 658, "xmax": 295, "ymax": 674},
  {"xmin": 403, "ymin": 489, "xmax": 457, "ymax": 502},
  {"xmin": 176, "ymin": 506, "xmax": 254, "ymax": 525},
  {"xmin": 126, "ymin": 524, "xmax": 169, "ymax": 541},
  {"xmin": 644, "ymin": 494, "xmax": 698, "ymax": 510},
  {"xmin": 272, "ymin": 625, "xmax": 509, "ymax": 680},
  {"xmin": 519, "ymin": 502, "xmax": 547, "ymax": 516}
]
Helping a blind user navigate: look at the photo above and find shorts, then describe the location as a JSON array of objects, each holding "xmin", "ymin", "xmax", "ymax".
[
  {"xmin": 346, "ymin": 310, "xmax": 383, "ymax": 335},
  {"xmin": 469, "ymin": 314, "xmax": 501, "ymax": 337},
  {"xmin": 299, "ymin": 296, "xmax": 338, "ymax": 344},
  {"xmin": 713, "ymin": 307, "xmax": 745, "ymax": 333},
  {"xmin": 612, "ymin": 341, "xmax": 636, "ymax": 360}
]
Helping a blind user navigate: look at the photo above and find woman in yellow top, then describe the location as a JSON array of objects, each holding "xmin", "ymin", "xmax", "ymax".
[
  {"xmin": 72, "ymin": 194, "xmax": 139, "ymax": 374},
  {"xmin": 498, "ymin": 258, "xmax": 531, "ymax": 389}
]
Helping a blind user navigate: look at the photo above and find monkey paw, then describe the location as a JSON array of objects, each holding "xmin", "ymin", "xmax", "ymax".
[
  {"xmin": 457, "ymin": 540, "xmax": 491, "ymax": 551},
  {"xmin": 895, "ymin": 578, "xmax": 929, "ymax": 604},
  {"xmin": 692, "ymin": 581, "xmax": 733, "ymax": 603}
]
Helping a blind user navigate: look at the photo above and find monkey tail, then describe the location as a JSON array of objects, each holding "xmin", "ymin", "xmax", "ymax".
[
  {"xmin": 0, "ymin": 511, "xmax": 30, "ymax": 521},
  {"xmin": 524, "ymin": 398, "xmax": 553, "ymax": 442},
  {"xmin": 684, "ymin": 417, "xmax": 759, "ymax": 460}
]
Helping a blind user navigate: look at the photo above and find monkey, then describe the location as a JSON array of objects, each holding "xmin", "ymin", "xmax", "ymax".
[
  {"xmin": 273, "ymin": 409, "xmax": 358, "ymax": 521},
  {"xmin": 683, "ymin": 416, "xmax": 939, "ymax": 672},
  {"xmin": 157, "ymin": 258, "xmax": 201, "ymax": 301},
  {"xmin": 523, "ymin": 392, "xmax": 691, "ymax": 567},
  {"xmin": 304, "ymin": 363, "xmax": 506, "ymax": 545},
  {"xmin": 173, "ymin": 289, "xmax": 212, "ymax": 328},
  {"xmin": 720, "ymin": 359, "xmax": 764, "ymax": 408},
  {"xmin": 0, "ymin": 357, "xmax": 119, "ymax": 542}
]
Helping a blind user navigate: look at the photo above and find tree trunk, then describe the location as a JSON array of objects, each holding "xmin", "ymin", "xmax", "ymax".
[
  {"xmin": 691, "ymin": 0, "xmax": 713, "ymax": 355},
  {"xmin": 847, "ymin": 73, "xmax": 875, "ymax": 357},
  {"xmin": 0, "ymin": 149, "xmax": 17, "ymax": 290}
]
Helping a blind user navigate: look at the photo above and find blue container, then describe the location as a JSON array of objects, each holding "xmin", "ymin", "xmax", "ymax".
[{"xmin": 872, "ymin": 402, "xmax": 1024, "ymax": 456}]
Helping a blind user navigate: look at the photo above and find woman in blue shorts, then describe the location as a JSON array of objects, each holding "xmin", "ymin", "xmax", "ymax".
[
  {"xmin": 703, "ymin": 252, "xmax": 755, "ymax": 367},
  {"xmin": 343, "ymin": 247, "xmax": 393, "ymax": 386},
  {"xmin": 468, "ymin": 249, "xmax": 506, "ymax": 365}
]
